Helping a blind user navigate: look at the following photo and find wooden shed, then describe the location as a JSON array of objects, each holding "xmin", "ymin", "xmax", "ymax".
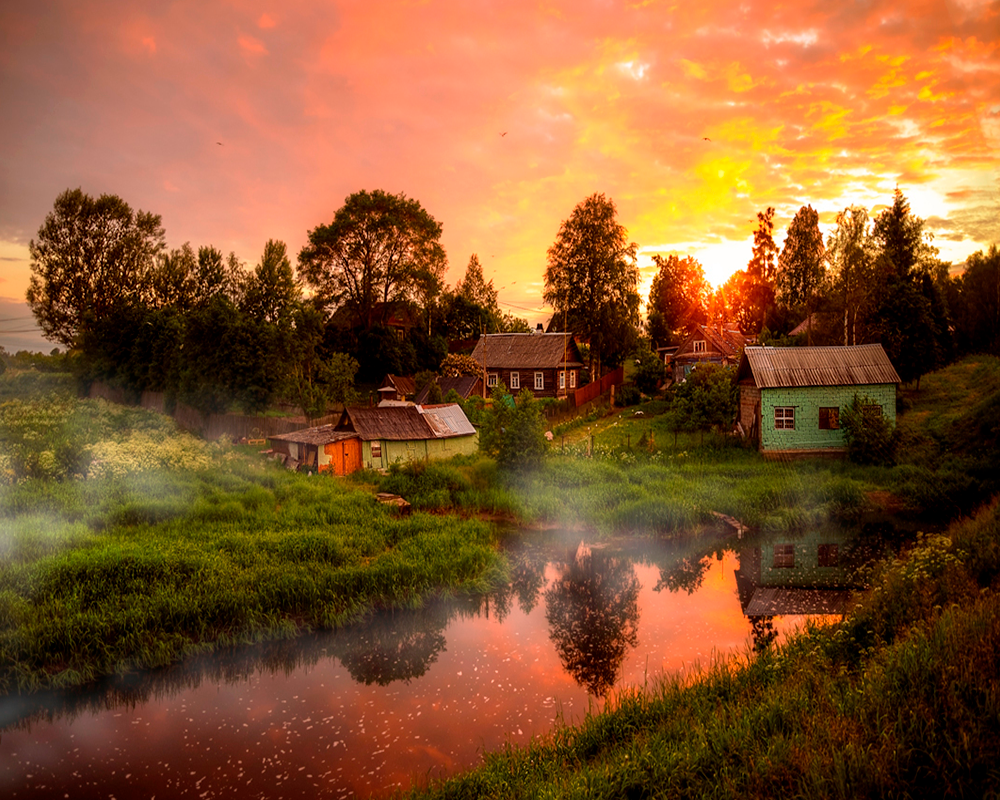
[
  {"xmin": 269, "ymin": 403, "xmax": 478, "ymax": 474},
  {"xmin": 736, "ymin": 344, "xmax": 900, "ymax": 458}
]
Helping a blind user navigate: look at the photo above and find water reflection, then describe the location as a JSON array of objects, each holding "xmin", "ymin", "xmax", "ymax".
[
  {"xmin": 544, "ymin": 544, "xmax": 641, "ymax": 697},
  {"xmin": 1, "ymin": 528, "xmax": 876, "ymax": 799}
]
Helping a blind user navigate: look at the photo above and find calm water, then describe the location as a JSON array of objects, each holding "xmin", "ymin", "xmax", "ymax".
[{"xmin": 0, "ymin": 531, "xmax": 862, "ymax": 799}]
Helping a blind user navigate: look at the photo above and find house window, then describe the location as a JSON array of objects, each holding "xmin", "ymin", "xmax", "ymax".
[
  {"xmin": 774, "ymin": 407, "xmax": 795, "ymax": 430},
  {"xmin": 509, "ymin": 372, "xmax": 519, "ymax": 390},
  {"xmin": 773, "ymin": 544, "xmax": 795, "ymax": 568},
  {"xmin": 559, "ymin": 371, "xmax": 566, "ymax": 390},
  {"xmin": 693, "ymin": 340, "xmax": 707, "ymax": 353},
  {"xmin": 818, "ymin": 544, "xmax": 839, "ymax": 567},
  {"xmin": 569, "ymin": 370, "xmax": 577, "ymax": 389},
  {"xmin": 370, "ymin": 441, "xmax": 382, "ymax": 460},
  {"xmin": 819, "ymin": 407, "xmax": 840, "ymax": 430},
  {"xmin": 487, "ymin": 373, "xmax": 498, "ymax": 388},
  {"xmin": 862, "ymin": 404, "xmax": 883, "ymax": 420},
  {"xmin": 534, "ymin": 372, "xmax": 544, "ymax": 390}
]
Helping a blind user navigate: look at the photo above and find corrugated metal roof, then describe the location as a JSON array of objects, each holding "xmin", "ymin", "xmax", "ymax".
[
  {"xmin": 470, "ymin": 333, "xmax": 583, "ymax": 369},
  {"xmin": 419, "ymin": 404, "xmax": 477, "ymax": 436},
  {"xmin": 739, "ymin": 344, "xmax": 900, "ymax": 388}
]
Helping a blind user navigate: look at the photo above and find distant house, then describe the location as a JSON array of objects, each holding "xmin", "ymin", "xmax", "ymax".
[
  {"xmin": 377, "ymin": 374, "xmax": 416, "ymax": 404},
  {"xmin": 470, "ymin": 333, "xmax": 583, "ymax": 398},
  {"xmin": 268, "ymin": 403, "xmax": 478, "ymax": 474},
  {"xmin": 666, "ymin": 324, "xmax": 748, "ymax": 383},
  {"xmin": 736, "ymin": 344, "xmax": 900, "ymax": 458},
  {"xmin": 414, "ymin": 375, "xmax": 481, "ymax": 404}
]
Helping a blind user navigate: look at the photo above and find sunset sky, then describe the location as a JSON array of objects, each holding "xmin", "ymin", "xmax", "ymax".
[{"xmin": 2, "ymin": 0, "xmax": 999, "ymax": 346}]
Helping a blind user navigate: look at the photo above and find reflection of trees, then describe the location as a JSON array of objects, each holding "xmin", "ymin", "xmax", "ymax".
[
  {"xmin": 654, "ymin": 555, "xmax": 711, "ymax": 594},
  {"xmin": 544, "ymin": 552, "xmax": 640, "ymax": 697},
  {"xmin": 510, "ymin": 550, "xmax": 547, "ymax": 614},
  {"xmin": 749, "ymin": 616, "xmax": 778, "ymax": 653},
  {"xmin": 334, "ymin": 605, "xmax": 449, "ymax": 686}
]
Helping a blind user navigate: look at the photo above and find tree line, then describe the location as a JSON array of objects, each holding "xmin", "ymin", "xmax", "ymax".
[{"xmin": 24, "ymin": 186, "xmax": 1000, "ymax": 420}]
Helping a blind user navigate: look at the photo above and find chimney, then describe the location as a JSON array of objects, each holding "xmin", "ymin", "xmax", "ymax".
[{"xmin": 535, "ymin": 323, "xmax": 543, "ymax": 333}]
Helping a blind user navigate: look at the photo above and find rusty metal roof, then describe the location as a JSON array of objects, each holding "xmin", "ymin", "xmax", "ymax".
[
  {"xmin": 738, "ymin": 344, "xmax": 900, "ymax": 388},
  {"xmin": 470, "ymin": 333, "xmax": 583, "ymax": 370},
  {"xmin": 335, "ymin": 403, "xmax": 475, "ymax": 441}
]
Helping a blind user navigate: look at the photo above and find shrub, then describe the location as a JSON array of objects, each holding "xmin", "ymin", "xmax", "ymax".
[{"xmin": 841, "ymin": 393, "xmax": 899, "ymax": 466}]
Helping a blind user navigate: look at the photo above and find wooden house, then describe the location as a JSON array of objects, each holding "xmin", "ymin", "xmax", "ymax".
[
  {"xmin": 414, "ymin": 375, "xmax": 481, "ymax": 405},
  {"xmin": 736, "ymin": 344, "xmax": 900, "ymax": 458},
  {"xmin": 667, "ymin": 325, "xmax": 748, "ymax": 383},
  {"xmin": 268, "ymin": 403, "xmax": 478, "ymax": 474},
  {"xmin": 377, "ymin": 374, "xmax": 416, "ymax": 404},
  {"xmin": 470, "ymin": 333, "xmax": 583, "ymax": 398}
]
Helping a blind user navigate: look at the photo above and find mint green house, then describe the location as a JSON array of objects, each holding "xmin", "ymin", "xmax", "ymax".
[{"xmin": 736, "ymin": 344, "xmax": 900, "ymax": 458}]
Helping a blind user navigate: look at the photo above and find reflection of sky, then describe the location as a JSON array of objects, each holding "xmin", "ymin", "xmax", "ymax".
[{"xmin": 0, "ymin": 550, "xmax": 828, "ymax": 798}]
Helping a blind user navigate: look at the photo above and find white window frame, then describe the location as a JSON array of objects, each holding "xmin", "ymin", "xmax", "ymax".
[
  {"xmin": 534, "ymin": 372, "xmax": 544, "ymax": 390},
  {"xmin": 693, "ymin": 340, "xmax": 707, "ymax": 353},
  {"xmin": 774, "ymin": 407, "xmax": 795, "ymax": 430},
  {"xmin": 559, "ymin": 371, "xmax": 565, "ymax": 390},
  {"xmin": 487, "ymin": 373, "xmax": 498, "ymax": 388},
  {"xmin": 569, "ymin": 370, "xmax": 577, "ymax": 388},
  {"xmin": 509, "ymin": 372, "xmax": 519, "ymax": 390}
]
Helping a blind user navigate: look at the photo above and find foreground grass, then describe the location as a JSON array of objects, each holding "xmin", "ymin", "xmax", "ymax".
[
  {"xmin": 409, "ymin": 500, "xmax": 1000, "ymax": 799},
  {"xmin": 0, "ymin": 400, "xmax": 506, "ymax": 693}
]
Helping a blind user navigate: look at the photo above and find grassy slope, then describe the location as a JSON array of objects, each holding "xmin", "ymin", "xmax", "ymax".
[
  {"xmin": 0, "ymin": 394, "xmax": 506, "ymax": 693},
  {"xmin": 405, "ymin": 357, "xmax": 1000, "ymax": 799}
]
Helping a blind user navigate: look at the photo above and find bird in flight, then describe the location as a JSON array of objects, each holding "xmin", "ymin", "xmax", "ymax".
[
  {"xmin": 217, "ymin": 141, "xmax": 224, "ymax": 145},
  {"xmin": 500, "ymin": 132, "xmax": 507, "ymax": 137},
  {"xmin": 703, "ymin": 137, "xmax": 711, "ymax": 141}
]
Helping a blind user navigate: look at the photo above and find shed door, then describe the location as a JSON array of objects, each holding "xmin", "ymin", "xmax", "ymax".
[{"xmin": 343, "ymin": 438, "xmax": 362, "ymax": 474}]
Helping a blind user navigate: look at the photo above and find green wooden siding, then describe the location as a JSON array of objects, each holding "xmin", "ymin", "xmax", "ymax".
[
  {"xmin": 760, "ymin": 383, "xmax": 896, "ymax": 452},
  {"xmin": 362, "ymin": 433, "xmax": 479, "ymax": 469}
]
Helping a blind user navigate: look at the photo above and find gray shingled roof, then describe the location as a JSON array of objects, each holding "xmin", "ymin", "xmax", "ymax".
[
  {"xmin": 470, "ymin": 333, "xmax": 582, "ymax": 369},
  {"xmin": 268, "ymin": 425, "xmax": 359, "ymax": 445},
  {"xmin": 738, "ymin": 344, "xmax": 901, "ymax": 388}
]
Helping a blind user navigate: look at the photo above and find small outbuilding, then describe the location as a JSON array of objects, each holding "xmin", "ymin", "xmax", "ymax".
[
  {"xmin": 736, "ymin": 344, "xmax": 900, "ymax": 458},
  {"xmin": 268, "ymin": 403, "xmax": 479, "ymax": 474}
]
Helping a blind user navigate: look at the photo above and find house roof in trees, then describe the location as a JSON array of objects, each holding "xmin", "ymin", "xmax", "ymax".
[
  {"xmin": 377, "ymin": 374, "xmax": 416, "ymax": 397},
  {"xmin": 470, "ymin": 333, "xmax": 583, "ymax": 369},
  {"xmin": 335, "ymin": 404, "xmax": 474, "ymax": 440},
  {"xmin": 737, "ymin": 344, "xmax": 901, "ymax": 388},
  {"xmin": 676, "ymin": 324, "xmax": 748, "ymax": 359},
  {"xmin": 414, "ymin": 375, "xmax": 480, "ymax": 404}
]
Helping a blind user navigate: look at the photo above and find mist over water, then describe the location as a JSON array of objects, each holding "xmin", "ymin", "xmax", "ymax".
[{"xmin": 0, "ymin": 532, "xmax": 858, "ymax": 798}]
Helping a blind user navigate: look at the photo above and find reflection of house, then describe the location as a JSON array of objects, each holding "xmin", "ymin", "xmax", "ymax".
[
  {"xmin": 268, "ymin": 403, "xmax": 477, "ymax": 474},
  {"xmin": 414, "ymin": 375, "xmax": 481, "ymax": 404},
  {"xmin": 377, "ymin": 374, "xmax": 416, "ymax": 404},
  {"xmin": 470, "ymin": 333, "xmax": 583, "ymax": 398},
  {"xmin": 736, "ymin": 344, "xmax": 900, "ymax": 458},
  {"xmin": 734, "ymin": 529, "xmax": 857, "ymax": 617},
  {"xmin": 666, "ymin": 325, "xmax": 748, "ymax": 383}
]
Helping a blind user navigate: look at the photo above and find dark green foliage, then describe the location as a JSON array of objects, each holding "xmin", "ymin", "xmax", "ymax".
[
  {"xmin": 630, "ymin": 340, "xmax": 666, "ymax": 394},
  {"xmin": 479, "ymin": 386, "xmax": 548, "ymax": 471},
  {"xmin": 840, "ymin": 393, "xmax": 899, "ymax": 465},
  {"xmin": 646, "ymin": 254, "xmax": 708, "ymax": 346},
  {"xmin": 615, "ymin": 382, "xmax": 641, "ymax": 407},
  {"xmin": 669, "ymin": 364, "xmax": 738, "ymax": 438}
]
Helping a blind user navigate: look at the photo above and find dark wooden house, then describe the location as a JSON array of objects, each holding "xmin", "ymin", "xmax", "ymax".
[
  {"xmin": 666, "ymin": 324, "xmax": 748, "ymax": 383},
  {"xmin": 470, "ymin": 333, "xmax": 583, "ymax": 398}
]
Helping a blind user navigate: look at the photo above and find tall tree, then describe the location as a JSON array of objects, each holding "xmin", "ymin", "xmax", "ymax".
[
  {"xmin": 953, "ymin": 245, "xmax": 1000, "ymax": 356},
  {"xmin": 646, "ymin": 254, "xmax": 708, "ymax": 346},
  {"xmin": 298, "ymin": 189, "xmax": 447, "ymax": 331},
  {"xmin": 827, "ymin": 206, "xmax": 876, "ymax": 346},
  {"xmin": 242, "ymin": 239, "xmax": 299, "ymax": 326},
  {"xmin": 543, "ymin": 193, "xmax": 641, "ymax": 375},
  {"xmin": 776, "ymin": 205, "xmax": 826, "ymax": 344},
  {"xmin": 456, "ymin": 254, "xmax": 500, "ymax": 312},
  {"xmin": 26, "ymin": 188, "xmax": 166, "ymax": 348},
  {"xmin": 735, "ymin": 207, "xmax": 779, "ymax": 335}
]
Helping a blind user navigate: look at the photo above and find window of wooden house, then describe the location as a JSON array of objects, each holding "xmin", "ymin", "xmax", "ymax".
[
  {"xmin": 370, "ymin": 441, "xmax": 382, "ymax": 460},
  {"xmin": 487, "ymin": 373, "xmax": 498, "ymax": 388},
  {"xmin": 862, "ymin": 404, "xmax": 882, "ymax": 420},
  {"xmin": 534, "ymin": 372, "xmax": 544, "ymax": 390},
  {"xmin": 559, "ymin": 371, "xmax": 566, "ymax": 390},
  {"xmin": 818, "ymin": 544, "xmax": 839, "ymax": 567},
  {"xmin": 773, "ymin": 544, "xmax": 795, "ymax": 568},
  {"xmin": 509, "ymin": 372, "xmax": 519, "ymax": 390},
  {"xmin": 819, "ymin": 407, "xmax": 840, "ymax": 429},
  {"xmin": 693, "ymin": 340, "xmax": 707, "ymax": 353},
  {"xmin": 569, "ymin": 370, "xmax": 577, "ymax": 388},
  {"xmin": 774, "ymin": 407, "xmax": 795, "ymax": 429}
]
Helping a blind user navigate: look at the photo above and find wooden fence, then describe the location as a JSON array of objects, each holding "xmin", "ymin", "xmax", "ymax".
[
  {"xmin": 572, "ymin": 366, "xmax": 624, "ymax": 408},
  {"xmin": 88, "ymin": 382, "xmax": 337, "ymax": 441}
]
